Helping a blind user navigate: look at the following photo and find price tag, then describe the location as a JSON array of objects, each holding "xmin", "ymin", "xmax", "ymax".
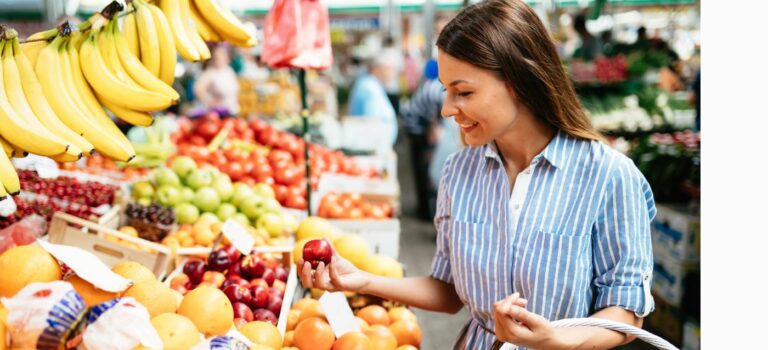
[
  {"xmin": 222, "ymin": 219, "xmax": 255, "ymax": 255},
  {"xmin": 319, "ymin": 291, "xmax": 360, "ymax": 338},
  {"xmin": 37, "ymin": 240, "xmax": 131, "ymax": 293}
]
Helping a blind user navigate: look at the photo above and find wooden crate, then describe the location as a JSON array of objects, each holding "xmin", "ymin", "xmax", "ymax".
[{"xmin": 47, "ymin": 212, "xmax": 173, "ymax": 278}]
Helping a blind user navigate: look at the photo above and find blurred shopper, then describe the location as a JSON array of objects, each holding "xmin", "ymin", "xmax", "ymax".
[
  {"xmin": 194, "ymin": 44, "xmax": 240, "ymax": 115},
  {"xmin": 238, "ymin": 48, "xmax": 270, "ymax": 83},
  {"xmin": 347, "ymin": 53, "xmax": 399, "ymax": 146},
  {"xmin": 300, "ymin": 1, "xmax": 656, "ymax": 349},
  {"xmin": 400, "ymin": 59, "xmax": 444, "ymax": 220},
  {"xmin": 572, "ymin": 13, "xmax": 602, "ymax": 61},
  {"xmin": 381, "ymin": 36, "xmax": 404, "ymax": 114}
]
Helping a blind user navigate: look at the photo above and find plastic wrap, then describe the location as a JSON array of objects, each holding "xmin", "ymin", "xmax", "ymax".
[{"xmin": 79, "ymin": 298, "xmax": 162, "ymax": 350}]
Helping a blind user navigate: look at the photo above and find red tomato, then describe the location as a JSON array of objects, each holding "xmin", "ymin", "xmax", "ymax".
[
  {"xmin": 251, "ymin": 162, "xmax": 272, "ymax": 179},
  {"xmin": 273, "ymin": 185, "xmax": 289, "ymax": 203},
  {"xmin": 349, "ymin": 208, "xmax": 363, "ymax": 220},
  {"xmin": 286, "ymin": 195, "xmax": 307, "ymax": 210},
  {"xmin": 327, "ymin": 204, "xmax": 345, "ymax": 219},
  {"xmin": 370, "ymin": 205, "xmax": 386, "ymax": 219},
  {"xmin": 249, "ymin": 119, "xmax": 269, "ymax": 133},
  {"xmin": 258, "ymin": 176, "xmax": 275, "ymax": 186},
  {"xmin": 189, "ymin": 135, "xmax": 207, "ymax": 146},
  {"xmin": 196, "ymin": 121, "xmax": 220, "ymax": 140},
  {"xmin": 349, "ymin": 193, "xmax": 363, "ymax": 207},
  {"xmin": 268, "ymin": 150, "xmax": 293, "ymax": 167},
  {"xmin": 240, "ymin": 177, "xmax": 256, "ymax": 186},
  {"xmin": 223, "ymin": 162, "xmax": 245, "ymax": 181}
]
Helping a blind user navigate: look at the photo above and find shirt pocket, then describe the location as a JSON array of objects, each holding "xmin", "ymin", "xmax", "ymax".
[
  {"xmin": 514, "ymin": 230, "xmax": 591, "ymax": 319},
  {"xmin": 449, "ymin": 220, "xmax": 496, "ymax": 307}
]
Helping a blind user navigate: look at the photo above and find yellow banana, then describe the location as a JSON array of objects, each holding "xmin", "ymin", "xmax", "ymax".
[
  {"xmin": 100, "ymin": 97, "xmax": 153, "ymax": 127},
  {"xmin": 80, "ymin": 32, "xmax": 176, "ymax": 112},
  {"xmin": 12, "ymin": 36, "xmax": 96, "ymax": 155},
  {"xmin": 0, "ymin": 140, "xmax": 19, "ymax": 195},
  {"xmin": 36, "ymin": 35, "xmax": 132, "ymax": 162},
  {"xmin": 0, "ymin": 173, "xmax": 8, "ymax": 198},
  {"xmin": 63, "ymin": 35, "xmax": 136, "ymax": 161},
  {"xmin": 134, "ymin": 1, "xmax": 161, "ymax": 77},
  {"xmin": 180, "ymin": 0, "xmax": 211, "ymax": 60},
  {"xmin": 0, "ymin": 138, "xmax": 12, "ymax": 157},
  {"xmin": 160, "ymin": 0, "xmax": 201, "ymax": 61},
  {"xmin": 20, "ymin": 28, "xmax": 57, "ymax": 67},
  {"xmin": 51, "ymin": 150, "xmax": 83, "ymax": 162},
  {"xmin": 189, "ymin": 0, "xmax": 222, "ymax": 42},
  {"xmin": 192, "ymin": 0, "xmax": 252, "ymax": 43},
  {"xmin": 147, "ymin": 2, "xmax": 177, "ymax": 85},
  {"xmin": 0, "ymin": 39, "xmax": 70, "ymax": 156},
  {"xmin": 122, "ymin": 9, "xmax": 140, "ymax": 57}
]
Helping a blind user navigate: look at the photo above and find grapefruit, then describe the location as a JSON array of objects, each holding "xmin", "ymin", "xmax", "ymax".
[
  {"xmin": 122, "ymin": 280, "xmax": 177, "ymax": 317},
  {"xmin": 387, "ymin": 308, "xmax": 417, "ymax": 324},
  {"xmin": 0, "ymin": 245, "xmax": 61, "ymax": 298},
  {"xmin": 111, "ymin": 261, "xmax": 156, "ymax": 284},
  {"xmin": 395, "ymin": 346, "xmax": 418, "ymax": 350},
  {"xmin": 1, "ymin": 303, "xmax": 7, "ymax": 350},
  {"xmin": 298, "ymin": 299, "xmax": 326, "ymax": 323},
  {"xmin": 150, "ymin": 313, "xmax": 200, "ymax": 350},
  {"xmin": 177, "ymin": 285, "xmax": 233, "ymax": 336},
  {"xmin": 360, "ymin": 255, "xmax": 403, "ymax": 278},
  {"xmin": 388, "ymin": 320, "xmax": 421, "ymax": 347},
  {"xmin": 66, "ymin": 275, "xmax": 119, "ymax": 307},
  {"xmin": 283, "ymin": 330, "xmax": 295, "ymax": 347},
  {"xmin": 286, "ymin": 309, "xmax": 301, "ymax": 331},
  {"xmin": 296, "ymin": 217, "xmax": 335, "ymax": 241},
  {"xmin": 356, "ymin": 305, "xmax": 390, "ymax": 326},
  {"xmin": 293, "ymin": 317, "xmax": 335, "ymax": 350},
  {"xmin": 355, "ymin": 317, "xmax": 370, "ymax": 332},
  {"xmin": 363, "ymin": 325, "xmax": 397, "ymax": 350},
  {"xmin": 334, "ymin": 235, "xmax": 371, "ymax": 268},
  {"xmin": 239, "ymin": 321, "xmax": 282, "ymax": 349},
  {"xmin": 332, "ymin": 332, "xmax": 372, "ymax": 350}
]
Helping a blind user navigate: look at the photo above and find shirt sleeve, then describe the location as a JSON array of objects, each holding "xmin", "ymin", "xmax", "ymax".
[
  {"xmin": 430, "ymin": 154, "xmax": 454, "ymax": 284},
  {"xmin": 592, "ymin": 157, "xmax": 656, "ymax": 317}
]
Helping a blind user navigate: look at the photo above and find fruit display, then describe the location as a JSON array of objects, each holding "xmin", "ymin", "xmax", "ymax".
[
  {"xmin": 284, "ymin": 297, "xmax": 423, "ymax": 349},
  {"xmin": 58, "ymin": 154, "xmax": 152, "ymax": 181},
  {"xmin": 124, "ymin": 202, "xmax": 176, "ymax": 242},
  {"xmin": 169, "ymin": 245, "xmax": 291, "ymax": 328},
  {"xmin": 317, "ymin": 192, "xmax": 395, "ymax": 220},
  {"xmin": 128, "ymin": 116, "xmax": 177, "ymax": 169},
  {"xmin": 18, "ymin": 169, "xmax": 118, "ymax": 207},
  {"xmin": 0, "ymin": 195, "xmax": 99, "ymax": 229}
]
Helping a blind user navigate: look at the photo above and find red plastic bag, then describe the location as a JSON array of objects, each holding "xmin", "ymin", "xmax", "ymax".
[
  {"xmin": 262, "ymin": 0, "xmax": 333, "ymax": 70},
  {"xmin": 0, "ymin": 214, "xmax": 48, "ymax": 255}
]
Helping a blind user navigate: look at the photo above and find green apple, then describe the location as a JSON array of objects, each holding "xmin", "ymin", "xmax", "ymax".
[
  {"xmin": 252, "ymin": 183, "xmax": 276, "ymax": 199},
  {"xmin": 212, "ymin": 176, "xmax": 234, "ymax": 202},
  {"xmin": 180, "ymin": 187, "xmax": 195, "ymax": 203},
  {"xmin": 131, "ymin": 181, "xmax": 155, "ymax": 200},
  {"xmin": 171, "ymin": 156, "xmax": 197, "ymax": 180},
  {"xmin": 199, "ymin": 212, "xmax": 220, "ymax": 223},
  {"xmin": 280, "ymin": 211, "xmax": 298, "ymax": 232},
  {"xmin": 185, "ymin": 169, "xmax": 214, "ymax": 190},
  {"xmin": 263, "ymin": 198, "xmax": 282, "ymax": 214},
  {"xmin": 257, "ymin": 212, "xmax": 284, "ymax": 238},
  {"xmin": 152, "ymin": 167, "xmax": 181, "ymax": 187},
  {"xmin": 231, "ymin": 213, "xmax": 251, "ymax": 228},
  {"xmin": 194, "ymin": 187, "xmax": 221, "ymax": 213},
  {"xmin": 231, "ymin": 183, "xmax": 255, "ymax": 207},
  {"xmin": 216, "ymin": 203, "xmax": 238, "ymax": 221},
  {"xmin": 174, "ymin": 203, "xmax": 200, "ymax": 224},
  {"xmin": 155, "ymin": 185, "xmax": 182, "ymax": 207},
  {"xmin": 239, "ymin": 196, "xmax": 267, "ymax": 220}
]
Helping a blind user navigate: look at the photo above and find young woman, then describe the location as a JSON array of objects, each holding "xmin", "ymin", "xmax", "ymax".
[{"xmin": 299, "ymin": 1, "xmax": 656, "ymax": 349}]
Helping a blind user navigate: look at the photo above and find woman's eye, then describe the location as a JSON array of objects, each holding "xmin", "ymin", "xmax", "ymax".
[{"xmin": 457, "ymin": 91, "xmax": 472, "ymax": 97}]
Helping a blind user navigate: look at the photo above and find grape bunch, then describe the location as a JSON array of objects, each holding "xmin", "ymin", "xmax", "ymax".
[
  {"xmin": 125, "ymin": 203, "xmax": 175, "ymax": 242},
  {"xmin": 19, "ymin": 170, "xmax": 118, "ymax": 207}
]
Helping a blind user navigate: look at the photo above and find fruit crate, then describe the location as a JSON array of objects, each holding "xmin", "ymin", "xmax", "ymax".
[
  {"xmin": 16, "ymin": 191, "xmax": 122, "ymax": 230},
  {"xmin": 165, "ymin": 245, "xmax": 299, "ymax": 337},
  {"xmin": 47, "ymin": 212, "xmax": 173, "ymax": 278}
]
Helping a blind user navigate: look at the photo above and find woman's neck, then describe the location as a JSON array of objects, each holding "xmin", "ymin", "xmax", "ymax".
[{"xmin": 494, "ymin": 112, "xmax": 555, "ymax": 170}]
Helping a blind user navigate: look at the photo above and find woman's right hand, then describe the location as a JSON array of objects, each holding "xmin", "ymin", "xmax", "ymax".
[{"xmin": 297, "ymin": 242, "xmax": 370, "ymax": 293}]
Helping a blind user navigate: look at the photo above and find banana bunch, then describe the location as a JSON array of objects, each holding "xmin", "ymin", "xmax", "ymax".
[
  {"xmin": 155, "ymin": 0, "xmax": 210, "ymax": 62},
  {"xmin": 122, "ymin": 0, "xmax": 178, "ymax": 83}
]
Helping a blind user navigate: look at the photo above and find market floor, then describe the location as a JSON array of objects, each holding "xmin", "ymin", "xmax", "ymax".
[{"xmin": 393, "ymin": 134, "xmax": 655, "ymax": 350}]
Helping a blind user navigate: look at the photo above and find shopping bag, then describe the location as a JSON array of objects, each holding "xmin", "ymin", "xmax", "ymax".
[{"xmin": 261, "ymin": 0, "xmax": 333, "ymax": 70}]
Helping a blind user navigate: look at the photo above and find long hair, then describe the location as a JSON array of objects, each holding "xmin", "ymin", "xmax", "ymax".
[{"xmin": 437, "ymin": 0, "xmax": 603, "ymax": 142}]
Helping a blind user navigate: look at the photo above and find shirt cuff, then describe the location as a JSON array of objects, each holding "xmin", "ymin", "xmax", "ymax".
[
  {"xmin": 430, "ymin": 255, "xmax": 453, "ymax": 284},
  {"xmin": 594, "ymin": 270, "xmax": 654, "ymax": 317}
]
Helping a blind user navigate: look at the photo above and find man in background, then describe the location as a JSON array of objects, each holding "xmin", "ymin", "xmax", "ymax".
[{"xmin": 347, "ymin": 53, "xmax": 399, "ymax": 146}]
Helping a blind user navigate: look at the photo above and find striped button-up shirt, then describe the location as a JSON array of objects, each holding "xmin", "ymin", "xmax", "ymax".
[{"xmin": 431, "ymin": 130, "xmax": 656, "ymax": 349}]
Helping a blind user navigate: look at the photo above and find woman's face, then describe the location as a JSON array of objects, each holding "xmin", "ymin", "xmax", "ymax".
[{"xmin": 437, "ymin": 51, "xmax": 522, "ymax": 146}]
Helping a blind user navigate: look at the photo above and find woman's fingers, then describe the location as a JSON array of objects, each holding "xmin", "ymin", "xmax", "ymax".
[
  {"xmin": 299, "ymin": 260, "xmax": 314, "ymax": 289},
  {"xmin": 314, "ymin": 261, "xmax": 333, "ymax": 291}
]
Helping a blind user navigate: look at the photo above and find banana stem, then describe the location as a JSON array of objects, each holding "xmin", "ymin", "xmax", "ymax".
[{"xmin": 18, "ymin": 1, "xmax": 136, "ymax": 44}]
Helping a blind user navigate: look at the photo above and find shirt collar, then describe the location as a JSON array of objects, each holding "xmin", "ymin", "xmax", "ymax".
[{"xmin": 483, "ymin": 130, "xmax": 568, "ymax": 169}]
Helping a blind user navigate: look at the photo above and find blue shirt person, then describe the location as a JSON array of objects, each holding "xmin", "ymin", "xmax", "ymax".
[{"xmin": 347, "ymin": 54, "xmax": 399, "ymax": 146}]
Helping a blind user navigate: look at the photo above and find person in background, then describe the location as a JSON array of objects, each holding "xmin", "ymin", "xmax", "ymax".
[
  {"xmin": 400, "ymin": 59, "xmax": 445, "ymax": 221},
  {"xmin": 238, "ymin": 48, "xmax": 270, "ymax": 83},
  {"xmin": 193, "ymin": 44, "xmax": 240, "ymax": 116},
  {"xmin": 572, "ymin": 13, "xmax": 602, "ymax": 61},
  {"xmin": 381, "ymin": 36, "xmax": 405, "ymax": 114},
  {"xmin": 347, "ymin": 53, "xmax": 399, "ymax": 146}
]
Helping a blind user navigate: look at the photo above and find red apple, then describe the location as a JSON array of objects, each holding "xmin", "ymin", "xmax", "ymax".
[
  {"xmin": 170, "ymin": 273, "xmax": 190, "ymax": 290},
  {"xmin": 252, "ymin": 309, "xmax": 277, "ymax": 325},
  {"xmin": 226, "ymin": 261, "xmax": 242, "ymax": 278},
  {"xmin": 183, "ymin": 259, "xmax": 207, "ymax": 284},
  {"xmin": 222, "ymin": 245, "xmax": 242, "ymax": 264},
  {"xmin": 248, "ymin": 285, "xmax": 269, "ymax": 309},
  {"xmin": 201, "ymin": 271, "xmax": 226, "ymax": 288},
  {"xmin": 223, "ymin": 284, "xmax": 252, "ymax": 305},
  {"xmin": 207, "ymin": 248, "xmax": 232, "ymax": 272},
  {"xmin": 249, "ymin": 278, "xmax": 269, "ymax": 289},
  {"xmin": 303, "ymin": 239, "xmax": 332, "ymax": 269},
  {"xmin": 261, "ymin": 268, "xmax": 275, "ymax": 287},
  {"xmin": 274, "ymin": 266, "xmax": 288, "ymax": 282},
  {"xmin": 240, "ymin": 255, "xmax": 266, "ymax": 280},
  {"xmin": 232, "ymin": 302, "xmax": 254, "ymax": 322},
  {"xmin": 271, "ymin": 281, "xmax": 286, "ymax": 297},
  {"xmin": 221, "ymin": 275, "xmax": 247, "ymax": 291},
  {"xmin": 266, "ymin": 294, "xmax": 283, "ymax": 316}
]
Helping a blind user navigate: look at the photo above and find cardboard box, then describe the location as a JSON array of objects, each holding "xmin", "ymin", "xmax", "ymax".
[
  {"xmin": 652, "ymin": 253, "xmax": 700, "ymax": 308},
  {"xmin": 328, "ymin": 219, "xmax": 400, "ymax": 259},
  {"xmin": 652, "ymin": 204, "xmax": 701, "ymax": 262},
  {"xmin": 47, "ymin": 212, "xmax": 173, "ymax": 278}
]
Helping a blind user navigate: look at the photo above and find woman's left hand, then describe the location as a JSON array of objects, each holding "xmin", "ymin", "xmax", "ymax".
[{"xmin": 493, "ymin": 293, "xmax": 566, "ymax": 349}]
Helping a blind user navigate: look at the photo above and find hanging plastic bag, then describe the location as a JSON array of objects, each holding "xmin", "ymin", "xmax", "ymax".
[{"xmin": 262, "ymin": 0, "xmax": 333, "ymax": 70}]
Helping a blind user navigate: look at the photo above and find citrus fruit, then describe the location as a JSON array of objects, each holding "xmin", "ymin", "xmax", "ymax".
[
  {"xmin": 363, "ymin": 325, "xmax": 397, "ymax": 350},
  {"xmin": 239, "ymin": 321, "xmax": 282, "ymax": 349},
  {"xmin": 356, "ymin": 305, "xmax": 390, "ymax": 326},
  {"xmin": 334, "ymin": 235, "xmax": 371, "ymax": 268},
  {"xmin": 0, "ymin": 245, "xmax": 61, "ymax": 298},
  {"xmin": 286, "ymin": 309, "xmax": 301, "ymax": 331},
  {"xmin": 355, "ymin": 317, "xmax": 370, "ymax": 332},
  {"xmin": 111, "ymin": 261, "xmax": 156, "ymax": 284},
  {"xmin": 293, "ymin": 317, "xmax": 335, "ymax": 350},
  {"xmin": 332, "ymin": 332, "xmax": 373, "ymax": 350},
  {"xmin": 122, "ymin": 280, "xmax": 177, "ymax": 317},
  {"xmin": 66, "ymin": 275, "xmax": 119, "ymax": 307},
  {"xmin": 283, "ymin": 330, "xmax": 295, "ymax": 347},
  {"xmin": 387, "ymin": 308, "xmax": 417, "ymax": 324},
  {"xmin": 177, "ymin": 285, "xmax": 233, "ymax": 336},
  {"xmin": 150, "ymin": 313, "xmax": 200, "ymax": 350},
  {"xmin": 388, "ymin": 320, "xmax": 421, "ymax": 347},
  {"xmin": 296, "ymin": 217, "xmax": 335, "ymax": 241}
]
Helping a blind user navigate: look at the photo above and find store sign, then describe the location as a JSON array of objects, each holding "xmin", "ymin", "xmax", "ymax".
[{"xmin": 330, "ymin": 18, "xmax": 379, "ymax": 31}]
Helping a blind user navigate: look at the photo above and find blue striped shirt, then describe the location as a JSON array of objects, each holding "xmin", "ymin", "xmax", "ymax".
[{"xmin": 431, "ymin": 130, "xmax": 656, "ymax": 349}]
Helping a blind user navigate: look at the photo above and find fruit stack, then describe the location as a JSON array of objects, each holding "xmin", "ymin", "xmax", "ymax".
[
  {"xmin": 169, "ymin": 245, "xmax": 291, "ymax": 328},
  {"xmin": 284, "ymin": 298, "xmax": 422, "ymax": 350},
  {"xmin": 0, "ymin": 195, "xmax": 97, "ymax": 229},
  {"xmin": 124, "ymin": 202, "xmax": 176, "ymax": 242},
  {"xmin": 18, "ymin": 170, "xmax": 118, "ymax": 208},
  {"xmin": 317, "ymin": 192, "xmax": 395, "ymax": 220}
]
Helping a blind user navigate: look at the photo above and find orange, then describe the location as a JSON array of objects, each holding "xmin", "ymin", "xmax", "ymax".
[
  {"xmin": 388, "ymin": 320, "xmax": 421, "ymax": 347},
  {"xmin": 291, "ymin": 298, "xmax": 320, "ymax": 314},
  {"xmin": 356, "ymin": 305, "xmax": 390, "ymax": 326},
  {"xmin": 111, "ymin": 261, "xmax": 156, "ymax": 284},
  {"xmin": 293, "ymin": 317, "xmax": 335, "ymax": 350},
  {"xmin": 240, "ymin": 321, "xmax": 282, "ymax": 349},
  {"xmin": 150, "ymin": 313, "xmax": 200, "ymax": 350},
  {"xmin": 66, "ymin": 275, "xmax": 119, "ymax": 307},
  {"xmin": 286, "ymin": 309, "xmax": 301, "ymax": 331},
  {"xmin": 387, "ymin": 308, "xmax": 417, "ymax": 324},
  {"xmin": 122, "ymin": 280, "xmax": 177, "ymax": 317},
  {"xmin": 0, "ymin": 245, "xmax": 61, "ymax": 297},
  {"xmin": 298, "ymin": 299, "xmax": 327, "ymax": 323},
  {"xmin": 363, "ymin": 325, "xmax": 397, "ymax": 350},
  {"xmin": 332, "ymin": 332, "xmax": 372, "ymax": 350},
  {"xmin": 355, "ymin": 317, "xmax": 370, "ymax": 332},
  {"xmin": 283, "ymin": 330, "xmax": 295, "ymax": 347},
  {"xmin": 177, "ymin": 285, "xmax": 233, "ymax": 336},
  {"xmin": 1, "ymin": 303, "xmax": 7, "ymax": 350},
  {"xmin": 395, "ymin": 346, "xmax": 418, "ymax": 350}
]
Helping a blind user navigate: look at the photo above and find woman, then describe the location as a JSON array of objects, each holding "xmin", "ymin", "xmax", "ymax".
[
  {"xmin": 299, "ymin": 1, "xmax": 655, "ymax": 349},
  {"xmin": 193, "ymin": 44, "xmax": 240, "ymax": 116}
]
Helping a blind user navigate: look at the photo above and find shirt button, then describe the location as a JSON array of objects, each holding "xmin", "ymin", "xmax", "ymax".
[
  {"xmin": 514, "ymin": 204, "xmax": 521, "ymax": 210},
  {"xmin": 525, "ymin": 169, "xmax": 531, "ymax": 175}
]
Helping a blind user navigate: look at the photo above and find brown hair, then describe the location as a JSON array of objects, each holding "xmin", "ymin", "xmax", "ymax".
[{"xmin": 437, "ymin": 0, "xmax": 603, "ymax": 142}]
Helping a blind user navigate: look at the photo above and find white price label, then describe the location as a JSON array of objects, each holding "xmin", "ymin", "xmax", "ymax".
[
  {"xmin": 222, "ymin": 219, "xmax": 255, "ymax": 255},
  {"xmin": 37, "ymin": 240, "xmax": 132, "ymax": 293},
  {"xmin": 319, "ymin": 291, "xmax": 360, "ymax": 338}
]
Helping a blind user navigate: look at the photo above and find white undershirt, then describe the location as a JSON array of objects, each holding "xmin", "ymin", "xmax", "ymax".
[{"xmin": 508, "ymin": 157, "xmax": 539, "ymax": 229}]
